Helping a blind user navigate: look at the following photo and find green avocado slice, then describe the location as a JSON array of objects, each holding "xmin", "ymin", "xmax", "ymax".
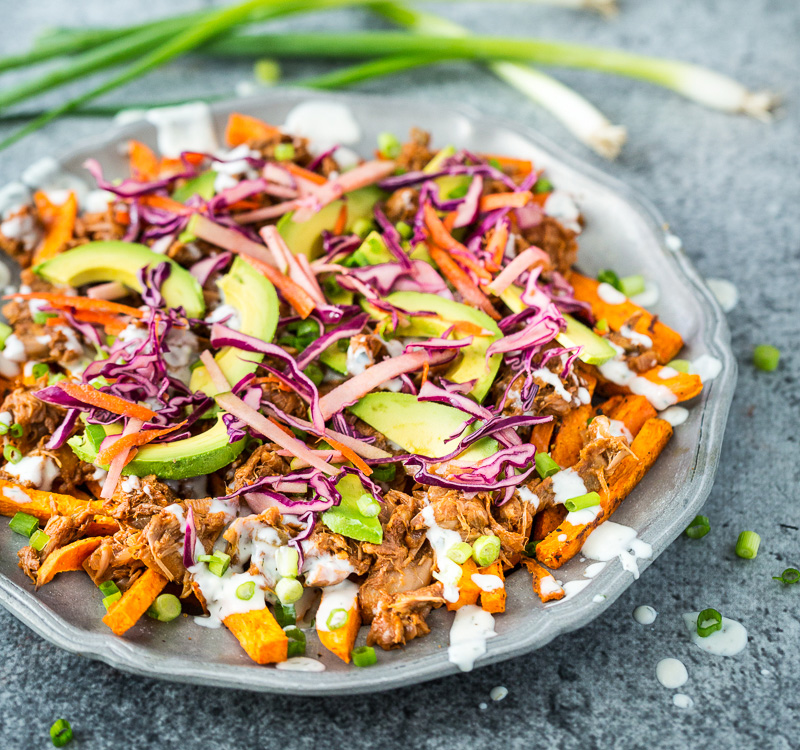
[
  {"xmin": 348, "ymin": 392, "xmax": 497, "ymax": 462},
  {"xmin": 34, "ymin": 240, "xmax": 205, "ymax": 319},
  {"xmin": 367, "ymin": 291, "xmax": 502, "ymax": 403},
  {"xmin": 68, "ymin": 416, "xmax": 245, "ymax": 480},
  {"xmin": 500, "ymin": 284, "xmax": 616, "ymax": 365},
  {"xmin": 322, "ymin": 473, "xmax": 383, "ymax": 544},
  {"xmin": 190, "ymin": 255, "xmax": 279, "ymax": 396},
  {"xmin": 277, "ymin": 186, "xmax": 384, "ymax": 259}
]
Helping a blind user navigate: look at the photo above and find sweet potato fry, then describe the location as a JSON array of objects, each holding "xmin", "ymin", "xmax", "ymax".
[
  {"xmin": 603, "ymin": 394, "xmax": 657, "ymax": 438},
  {"xmin": 224, "ymin": 112, "xmax": 281, "ymax": 147},
  {"xmin": 530, "ymin": 421, "xmax": 555, "ymax": 454},
  {"xmin": 523, "ymin": 558, "xmax": 565, "ymax": 603},
  {"xmin": 224, "ymin": 607, "xmax": 288, "ymax": 664},
  {"xmin": 0, "ymin": 479, "xmax": 110, "ymax": 525},
  {"xmin": 478, "ymin": 561, "xmax": 506, "ymax": 614},
  {"xmin": 536, "ymin": 418, "xmax": 673, "ymax": 568},
  {"xmin": 36, "ymin": 537, "xmax": 104, "ymax": 587},
  {"xmin": 446, "ymin": 558, "xmax": 481, "ymax": 611},
  {"xmin": 639, "ymin": 368, "xmax": 703, "ymax": 403},
  {"xmin": 317, "ymin": 602, "xmax": 361, "ymax": 663},
  {"xmin": 532, "ymin": 506, "xmax": 567, "ymax": 540},
  {"xmin": 102, "ymin": 568, "xmax": 168, "ymax": 636},
  {"xmin": 570, "ymin": 273, "xmax": 683, "ymax": 363},
  {"xmin": 551, "ymin": 403, "xmax": 594, "ymax": 468}
]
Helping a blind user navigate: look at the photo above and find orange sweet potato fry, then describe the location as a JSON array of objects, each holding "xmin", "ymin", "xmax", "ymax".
[
  {"xmin": 536, "ymin": 418, "xmax": 673, "ymax": 569},
  {"xmin": 532, "ymin": 506, "xmax": 567, "ymax": 540},
  {"xmin": 570, "ymin": 273, "xmax": 684, "ymax": 364},
  {"xmin": 224, "ymin": 607, "xmax": 288, "ymax": 664},
  {"xmin": 639, "ymin": 368, "xmax": 703, "ymax": 403},
  {"xmin": 523, "ymin": 558, "xmax": 565, "ymax": 603},
  {"xmin": 225, "ymin": 113, "xmax": 281, "ymax": 147},
  {"xmin": 0, "ymin": 479, "xmax": 112, "ymax": 526},
  {"xmin": 446, "ymin": 558, "xmax": 481, "ymax": 611},
  {"xmin": 530, "ymin": 421, "xmax": 555, "ymax": 454},
  {"xmin": 36, "ymin": 537, "xmax": 104, "ymax": 587},
  {"xmin": 604, "ymin": 394, "xmax": 657, "ymax": 438},
  {"xmin": 551, "ymin": 403, "xmax": 594, "ymax": 468},
  {"xmin": 478, "ymin": 561, "xmax": 506, "ymax": 614},
  {"xmin": 102, "ymin": 568, "xmax": 168, "ymax": 636},
  {"xmin": 317, "ymin": 603, "xmax": 362, "ymax": 663}
]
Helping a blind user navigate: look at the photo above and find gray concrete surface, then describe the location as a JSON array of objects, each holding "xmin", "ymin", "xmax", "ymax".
[{"xmin": 0, "ymin": 1, "xmax": 798, "ymax": 748}]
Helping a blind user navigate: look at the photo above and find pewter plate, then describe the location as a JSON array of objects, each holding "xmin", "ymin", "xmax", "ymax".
[{"xmin": 0, "ymin": 91, "xmax": 735, "ymax": 695}]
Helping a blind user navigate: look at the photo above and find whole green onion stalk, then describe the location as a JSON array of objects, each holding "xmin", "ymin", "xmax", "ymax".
[
  {"xmin": 372, "ymin": 3, "xmax": 627, "ymax": 159},
  {"xmin": 207, "ymin": 31, "xmax": 778, "ymax": 120}
]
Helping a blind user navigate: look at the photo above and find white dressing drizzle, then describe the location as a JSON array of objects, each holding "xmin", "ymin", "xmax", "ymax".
[
  {"xmin": 682, "ymin": 612, "xmax": 748, "ymax": 656},
  {"xmin": 447, "ymin": 604, "xmax": 497, "ymax": 672},
  {"xmin": 581, "ymin": 521, "xmax": 652, "ymax": 579},
  {"xmin": 706, "ymin": 278, "xmax": 738, "ymax": 312},
  {"xmin": 597, "ymin": 282, "xmax": 626, "ymax": 305},
  {"xmin": 3, "ymin": 455, "xmax": 59, "ymax": 491},
  {"xmin": 659, "ymin": 406, "xmax": 689, "ymax": 426},
  {"xmin": 583, "ymin": 561, "xmax": 607, "ymax": 579},
  {"xmin": 690, "ymin": 355, "xmax": 723, "ymax": 383},
  {"xmin": 470, "ymin": 574, "xmax": 504, "ymax": 592},
  {"xmin": 420, "ymin": 504, "xmax": 463, "ymax": 603},
  {"xmin": 315, "ymin": 579, "xmax": 359, "ymax": 633},
  {"xmin": 673, "ymin": 694, "xmax": 694, "ymax": 709},
  {"xmin": 551, "ymin": 468, "xmax": 587, "ymax": 505},
  {"xmin": 633, "ymin": 605, "xmax": 658, "ymax": 625},
  {"xmin": 598, "ymin": 343, "xmax": 677, "ymax": 410},
  {"xmin": 190, "ymin": 567, "xmax": 266, "ymax": 629},
  {"xmin": 276, "ymin": 657, "xmax": 326, "ymax": 672},
  {"xmin": 145, "ymin": 102, "xmax": 219, "ymax": 157},
  {"xmin": 630, "ymin": 281, "xmax": 660, "ymax": 308},
  {"xmin": 656, "ymin": 658, "xmax": 688, "ymax": 688},
  {"xmin": 2, "ymin": 485, "xmax": 31, "ymax": 503}
]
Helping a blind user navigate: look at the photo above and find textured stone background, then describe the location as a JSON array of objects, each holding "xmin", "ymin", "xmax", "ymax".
[{"xmin": 0, "ymin": 1, "xmax": 798, "ymax": 748}]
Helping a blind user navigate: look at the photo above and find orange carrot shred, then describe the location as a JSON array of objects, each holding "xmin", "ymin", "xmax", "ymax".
[
  {"xmin": 5, "ymin": 293, "xmax": 145, "ymax": 319},
  {"xmin": 128, "ymin": 140, "xmax": 160, "ymax": 181},
  {"xmin": 333, "ymin": 203, "xmax": 348, "ymax": 236},
  {"xmin": 320, "ymin": 435, "xmax": 373, "ymax": 476},
  {"xmin": 240, "ymin": 254, "xmax": 316, "ymax": 319},
  {"xmin": 428, "ymin": 244, "xmax": 501, "ymax": 321},
  {"xmin": 225, "ymin": 113, "xmax": 281, "ymax": 148},
  {"xmin": 56, "ymin": 382, "xmax": 158, "ymax": 422},
  {"xmin": 479, "ymin": 153, "xmax": 534, "ymax": 175},
  {"xmin": 284, "ymin": 162, "xmax": 327, "ymax": 186},
  {"xmin": 479, "ymin": 192, "xmax": 533, "ymax": 212},
  {"xmin": 32, "ymin": 191, "xmax": 78, "ymax": 264},
  {"xmin": 97, "ymin": 420, "xmax": 187, "ymax": 465},
  {"xmin": 138, "ymin": 194, "xmax": 193, "ymax": 215}
]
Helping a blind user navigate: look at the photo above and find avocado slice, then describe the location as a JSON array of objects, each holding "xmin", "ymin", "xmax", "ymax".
[
  {"xmin": 500, "ymin": 285, "xmax": 616, "ymax": 365},
  {"xmin": 190, "ymin": 256, "xmax": 279, "ymax": 396},
  {"xmin": 277, "ymin": 186, "xmax": 384, "ymax": 259},
  {"xmin": 349, "ymin": 392, "xmax": 497, "ymax": 462},
  {"xmin": 319, "ymin": 344, "xmax": 348, "ymax": 375},
  {"xmin": 352, "ymin": 231, "xmax": 392, "ymax": 266},
  {"xmin": 322, "ymin": 473, "xmax": 383, "ymax": 544},
  {"xmin": 367, "ymin": 291, "xmax": 502, "ymax": 402},
  {"xmin": 172, "ymin": 170, "xmax": 217, "ymax": 203},
  {"xmin": 34, "ymin": 240, "xmax": 206, "ymax": 319},
  {"xmin": 68, "ymin": 416, "xmax": 245, "ymax": 479}
]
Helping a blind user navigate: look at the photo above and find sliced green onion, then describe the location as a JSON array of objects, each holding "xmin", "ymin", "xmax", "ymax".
[
  {"xmin": 447, "ymin": 183, "xmax": 470, "ymax": 199},
  {"xmin": 236, "ymin": 581, "xmax": 256, "ymax": 601},
  {"xmin": 9, "ymin": 422, "xmax": 24, "ymax": 439},
  {"xmin": 4, "ymin": 444, "xmax": 22, "ymax": 464},
  {"xmin": 50, "ymin": 718, "xmax": 73, "ymax": 747},
  {"xmin": 197, "ymin": 554, "xmax": 214, "ymax": 563},
  {"xmin": 371, "ymin": 463, "xmax": 396, "ymax": 482},
  {"xmin": 30, "ymin": 530, "xmax": 50, "ymax": 552},
  {"xmin": 9, "ymin": 511, "xmax": 39, "ymax": 537},
  {"xmin": 772, "ymin": 568, "xmax": 800, "ymax": 585},
  {"xmin": 98, "ymin": 580, "xmax": 120, "ymax": 597},
  {"xmin": 696, "ymin": 608, "xmax": 723, "ymax": 638},
  {"xmin": 146, "ymin": 593, "xmax": 182, "ymax": 622},
  {"xmin": 202, "ymin": 550, "xmax": 230, "ymax": 577},
  {"xmin": 356, "ymin": 494, "xmax": 381, "ymax": 518},
  {"xmin": 685, "ymin": 514, "xmax": 710, "ymax": 539},
  {"xmin": 31, "ymin": 363, "xmax": 50, "ymax": 380},
  {"xmin": 668, "ymin": 359, "xmax": 691, "ymax": 373},
  {"xmin": 395, "ymin": 221, "xmax": 412, "ymax": 240},
  {"xmin": 535, "ymin": 452, "xmax": 560, "ymax": 480},
  {"xmin": 0, "ymin": 322, "xmax": 11, "ymax": 349},
  {"xmin": 276, "ymin": 546, "xmax": 299, "ymax": 578},
  {"xmin": 534, "ymin": 177, "xmax": 554, "ymax": 194},
  {"xmin": 285, "ymin": 625, "xmax": 306, "ymax": 658},
  {"xmin": 753, "ymin": 344, "xmax": 780, "ymax": 372},
  {"xmin": 377, "ymin": 131, "xmax": 401, "ymax": 159},
  {"xmin": 735, "ymin": 531, "xmax": 761, "ymax": 560},
  {"xmin": 472, "ymin": 535, "xmax": 501, "ymax": 567},
  {"xmin": 524, "ymin": 540, "xmax": 538, "ymax": 557},
  {"xmin": 351, "ymin": 645, "xmax": 377, "ymax": 667},
  {"xmin": 594, "ymin": 318, "xmax": 609, "ymax": 333},
  {"xmin": 352, "ymin": 217, "xmax": 374, "ymax": 238},
  {"xmin": 32, "ymin": 311, "xmax": 57, "ymax": 325},
  {"xmin": 326, "ymin": 608, "xmax": 348, "ymax": 631},
  {"xmin": 102, "ymin": 592, "xmax": 122, "ymax": 610},
  {"xmin": 275, "ymin": 577, "xmax": 303, "ymax": 605},
  {"xmin": 253, "ymin": 58, "xmax": 281, "ymax": 85},
  {"xmin": 304, "ymin": 362, "xmax": 324, "ymax": 387},
  {"xmin": 564, "ymin": 492, "xmax": 601, "ymax": 512},
  {"xmin": 273, "ymin": 602, "xmax": 296, "ymax": 628},
  {"xmin": 0, "ymin": 423, "xmax": 7, "ymax": 435},
  {"xmin": 446, "ymin": 541, "xmax": 473, "ymax": 564},
  {"xmin": 597, "ymin": 269, "xmax": 621, "ymax": 290},
  {"xmin": 274, "ymin": 142, "xmax": 295, "ymax": 162},
  {"xmin": 618, "ymin": 274, "xmax": 646, "ymax": 297}
]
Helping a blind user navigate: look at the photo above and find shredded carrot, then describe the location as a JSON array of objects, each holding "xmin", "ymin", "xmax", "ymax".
[
  {"xmin": 284, "ymin": 162, "xmax": 327, "ymax": 186},
  {"xmin": 333, "ymin": 203, "xmax": 348, "ymax": 236},
  {"xmin": 486, "ymin": 221, "xmax": 509, "ymax": 272},
  {"xmin": 227, "ymin": 198, "xmax": 262, "ymax": 212},
  {"xmin": 5, "ymin": 293, "xmax": 145, "ymax": 319},
  {"xmin": 240, "ymin": 254, "xmax": 316, "ymax": 319},
  {"xmin": 531, "ymin": 192, "xmax": 550, "ymax": 207},
  {"xmin": 225, "ymin": 112, "xmax": 281, "ymax": 147},
  {"xmin": 46, "ymin": 309, "xmax": 127, "ymax": 335},
  {"xmin": 320, "ymin": 435, "xmax": 373, "ymax": 476},
  {"xmin": 128, "ymin": 140, "xmax": 160, "ymax": 181},
  {"xmin": 113, "ymin": 209, "xmax": 131, "ymax": 226},
  {"xmin": 97, "ymin": 420, "xmax": 187, "ymax": 465},
  {"xmin": 420, "ymin": 360, "xmax": 430, "ymax": 387},
  {"xmin": 428, "ymin": 244, "xmax": 501, "ymax": 321},
  {"xmin": 56, "ymin": 382, "xmax": 158, "ymax": 422},
  {"xmin": 253, "ymin": 376, "xmax": 293, "ymax": 392},
  {"xmin": 480, "ymin": 153, "xmax": 534, "ymax": 175},
  {"xmin": 443, "ymin": 211, "xmax": 458, "ymax": 233},
  {"xmin": 423, "ymin": 203, "xmax": 491, "ymax": 282},
  {"xmin": 443, "ymin": 319, "xmax": 492, "ymax": 337},
  {"xmin": 138, "ymin": 194, "xmax": 193, "ymax": 215},
  {"xmin": 268, "ymin": 416, "xmax": 296, "ymax": 438},
  {"xmin": 479, "ymin": 191, "xmax": 533, "ymax": 212},
  {"xmin": 32, "ymin": 191, "xmax": 78, "ymax": 264}
]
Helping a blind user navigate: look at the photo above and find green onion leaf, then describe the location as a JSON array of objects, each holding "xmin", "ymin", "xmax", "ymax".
[
  {"xmin": 273, "ymin": 602, "xmax": 296, "ymax": 628},
  {"xmin": 102, "ymin": 591, "xmax": 122, "ymax": 610},
  {"xmin": 524, "ymin": 540, "xmax": 538, "ymax": 557},
  {"xmin": 535, "ymin": 452, "xmax": 560, "ymax": 480},
  {"xmin": 254, "ymin": 58, "xmax": 281, "ymax": 85},
  {"xmin": 0, "ymin": 322, "xmax": 11, "ymax": 349},
  {"xmin": 303, "ymin": 362, "xmax": 324, "ymax": 387},
  {"xmin": 735, "ymin": 530, "xmax": 760, "ymax": 560},
  {"xmin": 9, "ymin": 511, "xmax": 38, "ymax": 537},
  {"xmin": 50, "ymin": 718, "xmax": 73, "ymax": 747},
  {"xmin": 98, "ymin": 580, "xmax": 120, "ymax": 597},
  {"xmin": 285, "ymin": 625, "xmax": 306, "ymax": 658},
  {"xmin": 472, "ymin": 535, "xmax": 501, "ymax": 567},
  {"xmin": 377, "ymin": 131, "xmax": 401, "ymax": 159},
  {"xmin": 4, "ymin": 444, "xmax": 22, "ymax": 464},
  {"xmin": 31, "ymin": 363, "xmax": 50, "ymax": 380},
  {"xmin": 146, "ymin": 593, "xmax": 182, "ymax": 622},
  {"xmin": 275, "ymin": 546, "xmax": 299, "ymax": 578},
  {"xmin": 685, "ymin": 514, "xmax": 710, "ymax": 539},
  {"xmin": 30, "ymin": 529, "xmax": 50, "ymax": 552},
  {"xmin": 696, "ymin": 608, "xmax": 723, "ymax": 638},
  {"xmin": 236, "ymin": 581, "xmax": 256, "ymax": 601},
  {"xmin": 33, "ymin": 311, "xmax": 57, "ymax": 325},
  {"xmin": 618, "ymin": 274, "xmax": 646, "ymax": 297},
  {"xmin": 668, "ymin": 359, "xmax": 691, "ymax": 373},
  {"xmin": 533, "ymin": 177, "xmax": 554, "ymax": 194},
  {"xmin": 395, "ymin": 221, "xmax": 412, "ymax": 240},
  {"xmin": 208, "ymin": 551, "xmax": 231, "ymax": 578},
  {"xmin": 753, "ymin": 344, "xmax": 780, "ymax": 372},
  {"xmin": 0, "ymin": 423, "xmax": 7, "ymax": 435},
  {"xmin": 274, "ymin": 142, "xmax": 295, "ymax": 162},
  {"xmin": 275, "ymin": 577, "xmax": 303, "ymax": 605},
  {"xmin": 326, "ymin": 608, "xmax": 348, "ymax": 631},
  {"xmin": 595, "ymin": 318, "xmax": 609, "ymax": 333},
  {"xmin": 773, "ymin": 568, "xmax": 800, "ymax": 585},
  {"xmin": 9, "ymin": 422, "xmax": 24, "ymax": 439},
  {"xmin": 597, "ymin": 269, "xmax": 621, "ymax": 290},
  {"xmin": 446, "ymin": 541, "xmax": 473, "ymax": 564},
  {"xmin": 356, "ymin": 494, "xmax": 381, "ymax": 518},
  {"xmin": 371, "ymin": 463, "xmax": 396, "ymax": 483},
  {"xmin": 351, "ymin": 645, "xmax": 377, "ymax": 667},
  {"xmin": 564, "ymin": 492, "xmax": 601, "ymax": 513},
  {"xmin": 352, "ymin": 217, "xmax": 374, "ymax": 238}
]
